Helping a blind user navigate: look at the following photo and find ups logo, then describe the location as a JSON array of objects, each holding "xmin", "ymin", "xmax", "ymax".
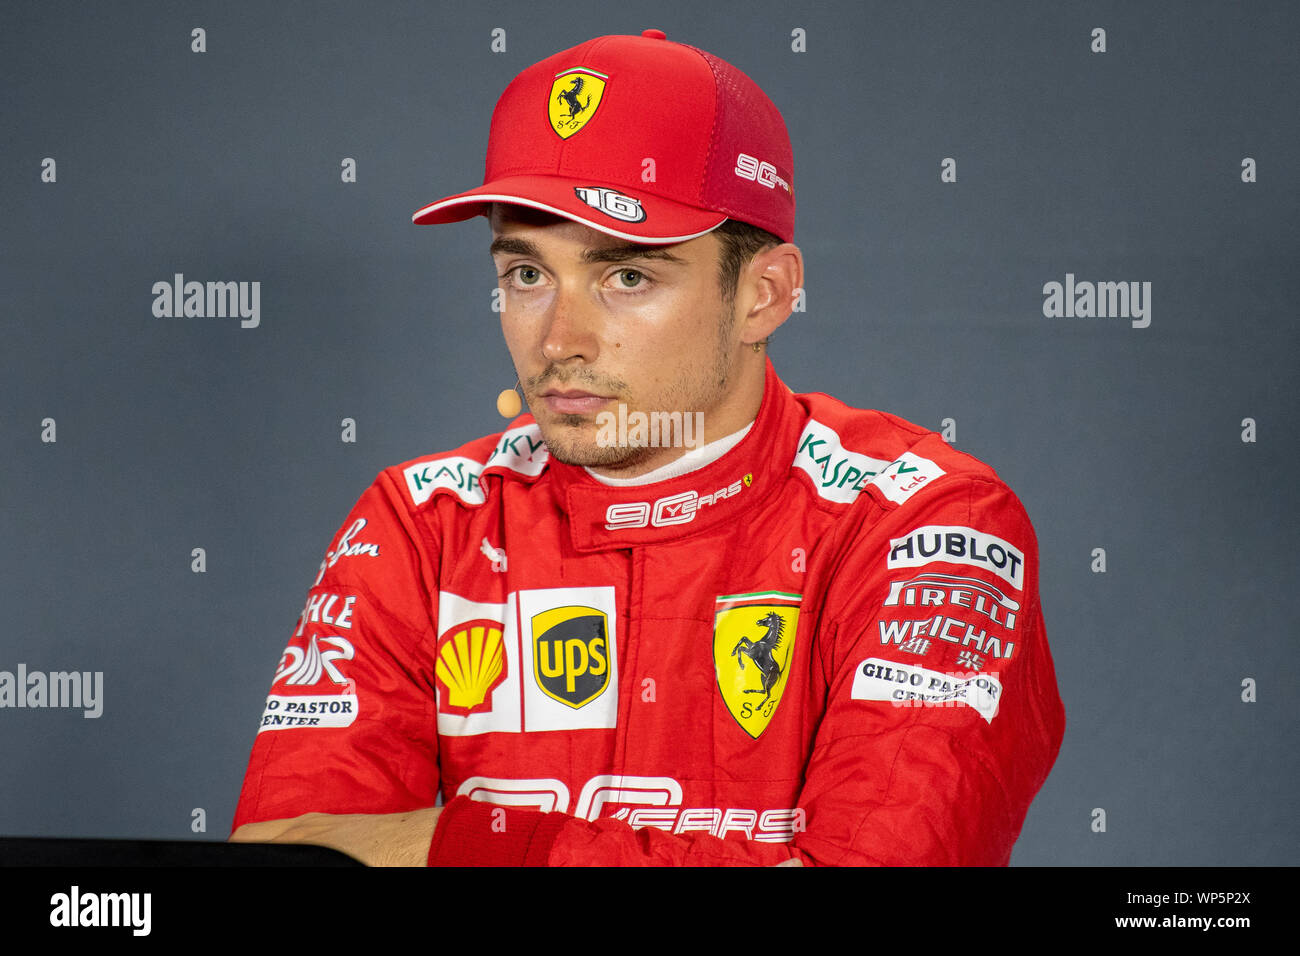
[{"xmin": 532, "ymin": 605, "xmax": 610, "ymax": 708}]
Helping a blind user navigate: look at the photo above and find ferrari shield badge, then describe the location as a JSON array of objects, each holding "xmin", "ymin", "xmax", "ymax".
[
  {"xmin": 714, "ymin": 591, "xmax": 801, "ymax": 738},
  {"xmin": 548, "ymin": 69, "xmax": 607, "ymax": 139}
]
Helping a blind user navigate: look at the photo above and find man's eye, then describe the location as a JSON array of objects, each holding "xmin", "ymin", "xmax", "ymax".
[
  {"xmin": 511, "ymin": 267, "xmax": 541, "ymax": 286},
  {"xmin": 617, "ymin": 269, "xmax": 645, "ymax": 288}
]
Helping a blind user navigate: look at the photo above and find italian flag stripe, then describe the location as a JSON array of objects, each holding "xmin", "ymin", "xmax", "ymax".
[{"xmin": 715, "ymin": 591, "xmax": 801, "ymax": 604}]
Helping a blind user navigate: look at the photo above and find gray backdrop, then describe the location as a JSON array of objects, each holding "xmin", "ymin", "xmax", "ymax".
[{"xmin": 2, "ymin": 0, "xmax": 1296, "ymax": 865}]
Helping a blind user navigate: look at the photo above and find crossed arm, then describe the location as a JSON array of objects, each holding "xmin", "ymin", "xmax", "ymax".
[
  {"xmin": 228, "ymin": 806, "xmax": 806, "ymax": 866},
  {"xmin": 229, "ymin": 807, "xmax": 443, "ymax": 866}
]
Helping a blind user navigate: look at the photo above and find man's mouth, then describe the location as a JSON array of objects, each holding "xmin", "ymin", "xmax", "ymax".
[{"xmin": 539, "ymin": 389, "xmax": 615, "ymax": 416}]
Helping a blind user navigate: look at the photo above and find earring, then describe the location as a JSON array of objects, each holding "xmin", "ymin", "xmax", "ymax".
[{"xmin": 497, "ymin": 379, "xmax": 523, "ymax": 418}]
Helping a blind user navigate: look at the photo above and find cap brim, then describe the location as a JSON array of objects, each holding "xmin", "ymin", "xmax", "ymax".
[{"xmin": 412, "ymin": 175, "xmax": 727, "ymax": 244}]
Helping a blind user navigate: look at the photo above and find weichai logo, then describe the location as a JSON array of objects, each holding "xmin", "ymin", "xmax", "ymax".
[{"xmin": 532, "ymin": 605, "xmax": 610, "ymax": 708}]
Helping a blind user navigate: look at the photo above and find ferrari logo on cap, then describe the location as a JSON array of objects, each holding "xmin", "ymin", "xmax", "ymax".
[
  {"xmin": 714, "ymin": 591, "xmax": 801, "ymax": 738},
  {"xmin": 549, "ymin": 69, "xmax": 608, "ymax": 139}
]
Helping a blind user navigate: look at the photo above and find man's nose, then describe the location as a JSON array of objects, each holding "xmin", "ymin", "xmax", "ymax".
[{"xmin": 540, "ymin": 282, "xmax": 600, "ymax": 365}]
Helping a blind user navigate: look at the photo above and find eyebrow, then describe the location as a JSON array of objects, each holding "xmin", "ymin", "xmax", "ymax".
[{"xmin": 489, "ymin": 236, "xmax": 686, "ymax": 265}]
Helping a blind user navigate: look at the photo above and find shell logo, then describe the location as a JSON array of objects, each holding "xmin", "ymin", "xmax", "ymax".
[{"xmin": 435, "ymin": 620, "xmax": 508, "ymax": 716}]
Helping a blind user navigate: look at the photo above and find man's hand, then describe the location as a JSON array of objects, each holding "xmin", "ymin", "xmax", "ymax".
[{"xmin": 230, "ymin": 807, "xmax": 443, "ymax": 867}]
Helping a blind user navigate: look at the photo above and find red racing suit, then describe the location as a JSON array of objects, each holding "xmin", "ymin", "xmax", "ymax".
[{"xmin": 233, "ymin": 359, "xmax": 1065, "ymax": 865}]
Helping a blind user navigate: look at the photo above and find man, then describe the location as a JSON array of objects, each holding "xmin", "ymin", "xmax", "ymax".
[{"xmin": 231, "ymin": 30, "xmax": 1064, "ymax": 865}]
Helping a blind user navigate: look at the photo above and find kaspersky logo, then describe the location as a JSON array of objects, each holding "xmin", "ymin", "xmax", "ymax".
[
  {"xmin": 548, "ymin": 69, "xmax": 607, "ymax": 139},
  {"xmin": 532, "ymin": 605, "xmax": 611, "ymax": 708}
]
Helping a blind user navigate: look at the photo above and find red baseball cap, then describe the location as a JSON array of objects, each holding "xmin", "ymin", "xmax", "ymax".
[{"xmin": 412, "ymin": 30, "xmax": 795, "ymax": 244}]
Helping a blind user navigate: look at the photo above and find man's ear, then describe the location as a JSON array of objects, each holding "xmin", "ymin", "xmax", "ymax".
[{"xmin": 739, "ymin": 243, "xmax": 803, "ymax": 346}]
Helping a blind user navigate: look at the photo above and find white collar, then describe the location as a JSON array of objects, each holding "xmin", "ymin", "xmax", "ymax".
[{"xmin": 584, "ymin": 422, "xmax": 754, "ymax": 487}]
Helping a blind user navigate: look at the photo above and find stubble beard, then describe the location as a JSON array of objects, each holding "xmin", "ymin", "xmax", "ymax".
[{"xmin": 530, "ymin": 304, "xmax": 737, "ymax": 471}]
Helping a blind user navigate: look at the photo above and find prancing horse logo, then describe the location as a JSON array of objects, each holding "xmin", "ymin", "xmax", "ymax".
[
  {"xmin": 556, "ymin": 76, "xmax": 589, "ymax": 120},
  {"xmin": 548, "ymin": 69, "xmax": 608, "ymax": 139},
  {"xmin": 731, "ymin": 612, "xmax": 786, "ymax": 707},
  {"xmin": 713, "ymin": 592, "xmax": 801, "ymax": 739}
]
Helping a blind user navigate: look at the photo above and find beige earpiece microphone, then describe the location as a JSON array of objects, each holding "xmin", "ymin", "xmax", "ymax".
[{"xmin": 497, "ymin": 380, "xmax": 522, "ymax": 418}]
